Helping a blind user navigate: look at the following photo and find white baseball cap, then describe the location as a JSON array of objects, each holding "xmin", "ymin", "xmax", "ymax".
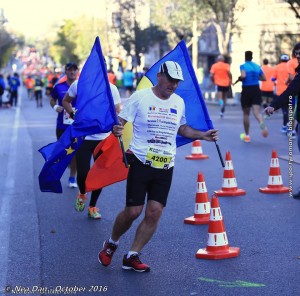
[
  {"xmin": 280, "ymin": 54, "xmax": 289, "ymax": 61},
  {"xmin": 158, "ymin": 61, "xmax": 184, "ymax": 81}
]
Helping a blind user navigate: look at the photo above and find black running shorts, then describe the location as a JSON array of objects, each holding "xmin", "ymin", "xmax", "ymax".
[
  {"xmin": 126, "ymin": 156, "xmax": 174, "ymax": 207},
  {"xmin": 261, "ymin": 91, "xmax": 274, "ymax": 98},
  {"xmin": 241, "ymin": 85, "xmax": 262, "ymax": 108},
  {"xmin": 217, "ymin": 85, "xmax": 230, "ymax": 93}
]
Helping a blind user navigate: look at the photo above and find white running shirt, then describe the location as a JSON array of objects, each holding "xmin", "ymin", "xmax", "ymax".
[{"xmin": 119, "ymin": 88, "xmax": 186, "ymax": 169}]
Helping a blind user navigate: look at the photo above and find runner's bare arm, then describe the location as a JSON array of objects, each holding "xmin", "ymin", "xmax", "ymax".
[
  {"xmin": 50, "ymin": 95, "xmax": 63, "ymax": 112},
  {"xmin": 62, "ymin": 93, "xmax": 75, "ymax": 116},
  {"xmin": 178, "ymin": 125, "xmax": 218, "ymax": 142},
  {"xmin": 112, "ymin": 116, "xmax": 127, "ymax": 137}
]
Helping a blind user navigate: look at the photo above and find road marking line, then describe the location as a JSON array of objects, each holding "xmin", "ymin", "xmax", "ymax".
[
  {"xmin": 0, "ymin": 95, "xmax": 22, "ymax": 290},
  {"xmin": 198, "ymin": 277, "xmax": 265, "ymax": 288}
]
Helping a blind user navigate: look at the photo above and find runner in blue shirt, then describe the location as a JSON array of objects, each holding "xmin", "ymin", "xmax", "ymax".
[
  {"xmin": 238, "ymin": 51, "xmax": 268, "ymax": 142},
  {"xmin": 8, "ymin": 73, "xmax": 21, "ymax": 107},
  {"xmin": 123, "ymin": 68, "xmax": 135, "ymax": 98},
  {"xmin": 50, "ymin": 62, "xmax": 79, "ymax": 188}
]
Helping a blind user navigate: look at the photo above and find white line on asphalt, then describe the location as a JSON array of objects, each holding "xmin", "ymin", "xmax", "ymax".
[{"xmin": 0, "ymin": 95, "xmax": 22, "ymax": 292}]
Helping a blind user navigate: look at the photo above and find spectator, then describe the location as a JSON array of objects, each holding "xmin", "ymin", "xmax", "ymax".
[{"xmin": 264, "ymin": 45, "xmax": 300, "ymax": 199}]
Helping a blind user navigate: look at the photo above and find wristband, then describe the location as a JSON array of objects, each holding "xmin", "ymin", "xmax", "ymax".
[{"xmin": 53, "ymin": 105, "xmax": 60, "ymax": 111}]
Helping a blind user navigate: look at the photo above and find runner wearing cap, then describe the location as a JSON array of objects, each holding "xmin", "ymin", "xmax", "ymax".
[
  {"xmin": 62, "ymin": 79, "xmax": 121, "ymax": 220},
  {"xmin": 50, "ymin": 62, "xmax": 79, "ymax": 188},
  {"xmin": 98, "ymin": 60, "xmax": 218, "ymax": 272},
  {"xmin": 264, "ymin": 44, "xmax": 300, "ymax": 199},
  {"xmin": 272, "ymin": 54, "xmax": 290, "ymax": 134}
]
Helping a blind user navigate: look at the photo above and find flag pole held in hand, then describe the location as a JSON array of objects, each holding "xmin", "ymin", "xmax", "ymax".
[
  {"xmin": 118, "ymin": 136, "xmax": 128, "ymax": 168},
  {"xmin": 214, "ymin": 141, "xmax": 225, "ymax": 167}
]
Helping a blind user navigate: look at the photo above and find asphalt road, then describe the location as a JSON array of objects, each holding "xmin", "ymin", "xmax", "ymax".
[{"xmin": 0, "ymin": 87, "xmax": 300, "ymax": 296}]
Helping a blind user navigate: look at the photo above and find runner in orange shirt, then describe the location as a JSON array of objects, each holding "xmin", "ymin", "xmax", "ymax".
[
  {"xmin": 260, "ymin": 59, "xmax": 274, "ymax": 108},
  {"xmin": 24, "ymin": 75, "xmax": 35, "ymax": 100},
  {"xmin": 210, "ymin": 55, "xmax": 232, "ymax": 117},
  {"xmin": 286, "ymin": 55, "xmax": 298, "ymax": 83},
  {"xmin": 272, "ymin": 54, "xmax": 290, "ymax": 133},
  {"xmin": 107, "ymin": 69, "xmax": 117, "ymax": 85},
  {"xmin": 46, "ymin": 71, "xmax": 55, "ymax": 97}
]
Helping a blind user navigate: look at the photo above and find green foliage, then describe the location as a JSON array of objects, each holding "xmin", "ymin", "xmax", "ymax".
[
  {"xmin": 14, "ymin": 0, "xmax": 243, "ymax": 69},
  {"xmin": 49, "ymin": 15, "xmax": 108, "ymax": 66},
  {"xmin": 0, "ymin": 29, "xmax": 20, "ymax": 68},
  {"xmin": 151, "ymin": 0, "xmax": 240, "ymax": 56},
  {"xmin": 150, "ymin": 0, "xmax": 210, "ymax": 48},
  {"xmin": 195, "ymin": 0, "xmax": 240, "ymax": 56},
  {"xmin": 54, "ymin": 19, "xmax": 79, "ymax": 65},
  {"xmin": 116, "ymin": 0, "xmax": 168, "ymax": 65}
]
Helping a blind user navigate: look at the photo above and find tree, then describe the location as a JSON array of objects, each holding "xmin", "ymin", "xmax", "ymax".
[
  {"xmin": 150, "ymin": 0, "xmax": 210, "ymax": 49},
  {"xmin": 0, "ymin": 29, "xmax": 15, "ymax": 67},
  {"xmin": 197, "ymin": 0, "xmax": 244, "ymax": 58},
  {"xmin": 53, "ymin": 19, "xmax": 80, "ymax": 65},
  {"xmin": 151, "ymin": 0, "xmax": 244, "ymax": 59},
  {"xmin": 285, "ymin": 0, "xmax": 300, "ymax": 18},
  {"xmin": 49, "ymin": 15, "xmax": 108, "ymax": 66},
  {"xmin": 0, "ymin": 29, "xmax": 24, "ymax": 69},
  {"xmin": 115, "ymin": 0, "xmax": 168, "ymax": 67},
  {"xmin": 115, "ymin": 0, "xmax": 141, "ymax": 67},
  {"xmin": 0, "ymin": 9, "xmax": 21, "ymax": 68}
]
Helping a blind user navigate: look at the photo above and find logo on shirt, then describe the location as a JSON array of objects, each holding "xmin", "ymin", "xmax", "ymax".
[
  {"xmin": 159, "ymin": 108, "xmax": 168, "ymax": 113},
  {"xmin": 170, "ymin": 108, "xmax": 177, "ymax": 114},
  {"xmin": 149, "ymin": 106, "xmax": 156, "ymax": 111}
]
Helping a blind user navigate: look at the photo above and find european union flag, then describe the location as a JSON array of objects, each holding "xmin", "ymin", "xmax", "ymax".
[
  {"xmin": 38, "ymin": 130, "xmax": 84, "ymax": 193},
  {"xmin": 38, "ymin": 36, "xmax": 118, "ymax": 193},
  {"xmin": 137, "ymin": 41, "xmax": 214, "ymax": 147}
]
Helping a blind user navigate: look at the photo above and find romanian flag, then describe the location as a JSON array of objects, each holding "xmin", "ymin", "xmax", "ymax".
[
  {"xmin": 38, "ymin": 36, "xmax": 119, "ymax": 193},
  {"xmin": 123, "ymin": 40, "xmax": 213, "ymax": 149},
  {"xmin": 85, "ymin": 134, "xmax": 128, "ymax": 192}
]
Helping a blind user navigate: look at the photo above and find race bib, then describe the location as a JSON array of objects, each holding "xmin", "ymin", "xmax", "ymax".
[
  {"xmin": 145, "ymin": 147, "xmax": 172, "ymax": 169},
  {"xmin": 63, "ymin": 108, "xmax": 75, "ymax": 125}
]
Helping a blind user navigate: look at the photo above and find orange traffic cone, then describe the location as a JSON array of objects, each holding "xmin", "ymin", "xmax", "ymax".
[
  {"xmin": 259, "ymin": 150, "xmax": 289, "ymax": 194},
  {"xmin": 185, "ymin": 140, "xmax": 209, "ymax": 160},
  {"xmin": 184, "ymin": 173, "xmax": 210, "ymax": 225},
  {"xmin": 214, "ymin": 151, "xmax": 246, "ymax": 197},
  {"xmin": 196, "ymin": 195, "xmax": 240, "ymax": 259}
]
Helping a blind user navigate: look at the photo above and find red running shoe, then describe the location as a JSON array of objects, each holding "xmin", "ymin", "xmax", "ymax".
[
  {"xmin": 98, "ymin": 240, "xmax": 118, "ymax": 267},
  {"xmin": 122, "ymin": 254, "xmax": 150, "ymax": 272}
]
